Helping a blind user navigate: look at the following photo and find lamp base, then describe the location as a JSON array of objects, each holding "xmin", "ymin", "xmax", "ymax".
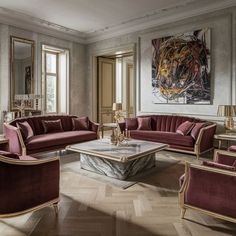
[{"xmin": 225, "ymin": 117, "xmax": 234, "ymax": 133}]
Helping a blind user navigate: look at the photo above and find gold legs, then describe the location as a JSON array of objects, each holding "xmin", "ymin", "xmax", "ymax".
[
  {"xmin": 53, "ymin": 203, "xmax": 59, "ymax": 215},
  {"xmin": 181, "ymin": 208, "xmax": 186, "ymax": 219}
]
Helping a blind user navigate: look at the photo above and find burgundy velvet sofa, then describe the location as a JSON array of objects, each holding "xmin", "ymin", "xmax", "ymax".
[
  {"xmin": 4, "ymin": 115, "xmax": 99, "ymax": 155},
  {"xmin": 0, "ymin": 151, "xmax": 59, "ymax": 218},
  {"xmin": 179, "ymin": 150, "xmax": 236, "ymax": 223},
  {"xmin": 119, "ymin": 115, "xmax": 216, "ymax": 158}
]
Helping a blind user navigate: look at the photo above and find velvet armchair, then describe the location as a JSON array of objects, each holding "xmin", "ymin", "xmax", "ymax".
[
  {"xmin": 0, "ymin": 152, "xmax": 60, "ymax": 218},
  {"xmin": 179, "ymin": 150, "xmax": 236, "ymax": 223}
]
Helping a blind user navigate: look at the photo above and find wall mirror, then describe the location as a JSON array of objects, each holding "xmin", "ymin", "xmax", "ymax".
[{"xmin": 10, "ymin": 36, "xmax": 35, "ymax": 110}]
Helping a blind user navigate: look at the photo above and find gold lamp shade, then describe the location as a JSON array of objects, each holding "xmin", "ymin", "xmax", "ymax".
[
  {"xmin": 217, "ymin": 105, "xmax": 236, "ymax": 117},
  {"xmin": 217, "ymin": 105, "xmax": 236, "ymax": 132},
  {"xmin": 112, "ymin": 103, "xmax": 122, "ymax": 111}
]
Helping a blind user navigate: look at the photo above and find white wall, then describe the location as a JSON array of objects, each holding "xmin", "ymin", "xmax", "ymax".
[
  {"xmin": 86, "ymin": 7, "xmax": 236, "ymax": 131},
  {"xmin": 0, "ymin": 24, "xmax": 88, "ymax": 131}
]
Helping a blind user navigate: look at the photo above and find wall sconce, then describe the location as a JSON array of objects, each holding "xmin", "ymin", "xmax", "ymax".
[{"xmin": 217, "ymin": 105, "xmax": 236, "ymax": 132}]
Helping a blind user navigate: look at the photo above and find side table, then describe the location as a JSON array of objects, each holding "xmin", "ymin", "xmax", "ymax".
[
  {"xmin": 0, "ymin": 135, "xmax": 9, "ymax": 151},
  {"xmin": 214, "ymin": 133, "xmax": 236, "ymax": 149},
  {"xmin": 101, "ymin": 123, "xmax": 117, "ymax": 138}
]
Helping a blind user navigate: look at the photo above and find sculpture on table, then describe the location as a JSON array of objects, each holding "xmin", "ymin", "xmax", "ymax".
[{"xmin": 111, "ymin": 103, "xmax": 130, "ymax": 146}]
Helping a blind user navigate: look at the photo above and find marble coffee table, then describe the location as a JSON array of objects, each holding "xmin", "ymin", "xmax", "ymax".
[{"xmin": 66, "ymin": 139, "xmax": 168, "ymax": 180}]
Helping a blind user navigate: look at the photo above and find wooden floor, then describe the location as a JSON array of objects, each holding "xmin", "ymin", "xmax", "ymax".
[{"xmin": 1, "ymin": 149, "xmax": 236, "ymax": 236}]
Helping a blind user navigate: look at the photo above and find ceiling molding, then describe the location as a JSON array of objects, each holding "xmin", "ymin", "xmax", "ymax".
[
  {"xmin": 86, "ymin": 0, "xmax": 236, "ymax": 44},
  {"xmin": 0, "ymin": 0, "xmax": 235, "ymax": 45},
  {"xmin": 0, "ymin": 7, "xmax": 86, "ymax": 44}
]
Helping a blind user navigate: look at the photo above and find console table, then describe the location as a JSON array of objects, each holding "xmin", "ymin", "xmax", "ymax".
[{"xmin": 214, "ymin": 133, "xmax": 236, "ymax": 149}]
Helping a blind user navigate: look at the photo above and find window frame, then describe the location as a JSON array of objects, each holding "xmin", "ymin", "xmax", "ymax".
[{"xmin": 44, "ymin": 50, "xmax": 59, "ymax": 114}]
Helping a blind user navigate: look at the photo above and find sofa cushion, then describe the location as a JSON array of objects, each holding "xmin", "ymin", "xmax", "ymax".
[
  {"xmin": 203, "ymin": 161, "xmax": 236, "ymax": 171},
  {"xmin": 130, "ymin": 130, "xmax": 194, "ymax": 147},
  {"xmin": 26, "ymin": 131, "xmax": 97, "ymax": 151},
  {"xmin": 176, "ymin": 121, "xmax": 195, "ymax": 136},
  {"xmin": 42, "ymin": 119, "xmax": 63, "ymax": 134},
  {"xmin": 137, "ymin": 117, "xmax": 152, "ymax": 130},
  {"xmin": 16, "ymin": 121, "xmax": 34, "ymax": 140},
  {"xmin": 191, "ymin": 122, "xmax": 206, "ymax": 140},
  {"xmin": 0, "ymin": 151, "xmax": 19, "ymax": 159},
  {"xmin": 228, "ymin": 145, "xmax": 236, "ymax": 152},
  {"xmin": 72, "ymin": 117, "xmax": 89, "ymax": 130},
  {"xmin": 125, "ymin": 118, "xmax": 138, "ymax": 130}
]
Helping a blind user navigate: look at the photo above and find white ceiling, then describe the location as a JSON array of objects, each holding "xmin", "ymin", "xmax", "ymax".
[
  {"xmin": 0, "ymin": 0, "xmax": 198, "ymax": 33},
  {"xmin": 0, "ymin": 0, "xmax": 235, "ymax": 43}
]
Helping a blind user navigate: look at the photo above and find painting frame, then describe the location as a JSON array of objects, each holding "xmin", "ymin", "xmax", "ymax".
[{"xmin": 151, "ymin": 28, "xmax": 211, "ymax": 105}]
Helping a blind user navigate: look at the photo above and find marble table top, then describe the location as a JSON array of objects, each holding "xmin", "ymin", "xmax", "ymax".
[{"xmin": 66, "ymin": 139, "xmax": 168, "ymax": 162}]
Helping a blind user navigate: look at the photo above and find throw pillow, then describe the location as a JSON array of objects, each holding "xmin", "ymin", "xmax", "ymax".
[
  {"xmin": 176, "ymin": 121, "xmax": 195, "ymax": 136},
  {"xmin": 42, "ymin": 119, "xmax": 63, "ymax": 134},
  {"xmin": 203, "ymin": 161, "xmax": 236, "ymax": 171},
  {"xmin": 191, "ymin": 122, "xmax": 206, "ymax": 140},
  {"xmin": 125, "ymin": 118, "xmax": 138, "ymax": 130},
  {"xmin": 16, "ymin": 121, "xmax": 34, "ymax": 140},
  {"xmin": 0, "ymin": 151, "xmax": 19, "ymax": 159},
  {"xmin": 137, "ymin": 117, "xmax": 152, "ymax": 130},
  {"xmin": 72, "ymin": 117, "xmax": 89, "ymax": 130}
]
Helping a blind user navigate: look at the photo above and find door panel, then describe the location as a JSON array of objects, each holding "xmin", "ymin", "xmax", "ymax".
[
  {"xmin": 98, "ymin": 57, "xmax": 115, "ymax": 124},
  {"xmin": 126, "ymin": 63, "xmax": 134, "ymax": 117}
]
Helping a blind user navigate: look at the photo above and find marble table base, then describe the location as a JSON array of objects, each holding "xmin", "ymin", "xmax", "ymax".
[{"xmin": 80, "ymin": 153, "xmax": 156, "ymax": 180}]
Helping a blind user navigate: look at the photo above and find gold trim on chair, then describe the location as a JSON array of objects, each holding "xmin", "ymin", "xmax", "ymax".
[
  {"xmin": 179, "ymin": 160, "xmax": 236, "ymax": 223},
  {"xmin": 0, "ymin": 198, "xmax": 59, "ymax": 218}
]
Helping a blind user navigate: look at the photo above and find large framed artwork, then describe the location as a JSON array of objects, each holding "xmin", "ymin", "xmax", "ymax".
[{"xmin": 152, "ymin": 28, "xmax": 211, "ymax": 104}]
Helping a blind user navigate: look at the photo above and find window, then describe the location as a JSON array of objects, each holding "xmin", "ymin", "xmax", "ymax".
[
  {"xmin": 42, "ymin": 45, "xmax": 69, "ymax": 114},
  {"xmin": 45, "ymin": 52, "xmax": 58, "ymax": 113}
]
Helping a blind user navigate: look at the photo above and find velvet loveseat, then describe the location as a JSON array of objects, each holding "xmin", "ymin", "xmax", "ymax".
[
  {"xmin": 4, "ymin": 115, "xmax": 99, "ymax": 155},
  {"xmin": 0, "ymin": 150, "xmax": 59, "ymax": 218},
  {"xmin": 119, "ymin": 115, "xmax": 216, "ymax": 158},
  {"xmin": 179, "ymin": 150, "xmax": 236, "ymax": 223}
]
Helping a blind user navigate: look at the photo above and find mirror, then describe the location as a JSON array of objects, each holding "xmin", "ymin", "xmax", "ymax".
[{"xmin": 10, "ymin": 36, "xmax": 35, "ymax": 110}]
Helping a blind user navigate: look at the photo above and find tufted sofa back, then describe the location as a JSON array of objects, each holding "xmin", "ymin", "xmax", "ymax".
[
  {"xmin": 138, "ymin": 115, "xmax": 204, "ymax": 132},
  {"xmin": 9, "ymin": 115, "xmax": 77, "ymax": 135}
]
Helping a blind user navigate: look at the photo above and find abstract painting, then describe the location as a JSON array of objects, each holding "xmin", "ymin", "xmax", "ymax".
[{"xmin": 152, "ymin": 29, "xmax": 211, "ymax": 104}]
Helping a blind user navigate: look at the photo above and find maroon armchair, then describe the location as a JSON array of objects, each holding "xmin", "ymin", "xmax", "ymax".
[
  {"xmin": 0, "ymin": 151, "xmax": 60, "ymax": 218},
  {"xmin": 179, "ymin": 150, "xmax": 236, "ymax": 223}
]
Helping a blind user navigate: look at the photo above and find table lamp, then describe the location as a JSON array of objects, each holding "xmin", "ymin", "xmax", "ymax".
[
  {"xmin": 217, "ymin": 105, "xmax": 236, "ymax": 132},
  {"xmin": 112, "ymin": 103, "xmax": 123, "ymax": 122}
]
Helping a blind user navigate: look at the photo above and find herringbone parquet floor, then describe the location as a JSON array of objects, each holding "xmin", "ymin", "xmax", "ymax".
[{"xmin": 1, "ymin": 150, "xmax": 236, "ymax": 236}]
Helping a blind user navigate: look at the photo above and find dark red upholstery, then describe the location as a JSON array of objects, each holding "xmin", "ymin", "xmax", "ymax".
[
  {"xmin": 180, "ymin": 151, "xmax": 236, "ymax": 222},
  {"xmin": 5, "ymin": 115, "xmax": 98, "ymax": 155},
  {"xmin": 228, "ymin": 145, "xmax": 236, "ymax": 152},
  {"xmin": 26, "ymin": 131, "xmax": 97, "ymax": 151},
  {"xmin": 0, "ymin": 153, "xmax": 59, "ymax": 217},
  {"xmin": 130, "ymin": 130, "xmax": 194, "ymax": 147},
  {"xmin": 185, "ymin": 166, "xmax": 236, "ymax": 219},
  {"xmin": 119, "ymin": 115, "xmax": 215, "ymax": 156},
  {"xmin": 9, "ymin": 115, "xmax": 77, "ymax": 135},
  {"xmin": 215, "ymin": 152, "xmax": 236, "ymax": 166}
]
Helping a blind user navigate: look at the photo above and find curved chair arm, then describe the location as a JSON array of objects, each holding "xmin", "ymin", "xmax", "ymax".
[
  {"xmin": 0, "ymin": 155, "xmax": 60, "ymax": 218},
  {"xmin": 194, "ymin": 123, "xmax": 216, "ymax": 158},
  {"xmin": 89, "ymin": 120, "xmax": 100, "ymax": 138},
  {"xmin": 3, "ymin": 123, "xmax": 26, "ymax": 155},
  {"xmin": 179, "ymin": 162, "xmax": 236, "ymax": 223},
  {"xmin": 213, "ymin": 149, "xmax": 236, "ymax": 165}
]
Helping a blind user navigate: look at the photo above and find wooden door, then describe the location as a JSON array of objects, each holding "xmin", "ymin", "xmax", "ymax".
[
  {"xmin": 126, "ymin": 63, "xmax": 134, "ymax": 117},
  {"xmin": 98, "ymin": 57, "xmax": 116, "ymax": 124}
]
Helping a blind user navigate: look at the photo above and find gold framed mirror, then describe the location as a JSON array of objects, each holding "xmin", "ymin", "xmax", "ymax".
[{"xmin": 10, "ymin": 36, "xmax": 35, "ymax": 110}]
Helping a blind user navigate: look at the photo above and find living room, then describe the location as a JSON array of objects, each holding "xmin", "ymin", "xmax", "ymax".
[{"xmin": 0, "ymin": 0, "xmax": 236, "ymax": 235}]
